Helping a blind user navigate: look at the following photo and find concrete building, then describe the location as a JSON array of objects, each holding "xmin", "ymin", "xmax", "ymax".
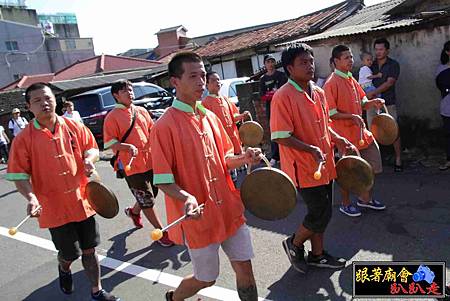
[{"xmin": 0, "ymin": 3, "xmax": 95, "ymax": 87}]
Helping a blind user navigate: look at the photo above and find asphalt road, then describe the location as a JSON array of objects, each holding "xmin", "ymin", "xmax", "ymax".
[{"xmin": 0, "ymin": 161, "xmax": 449, "ymax": 301}]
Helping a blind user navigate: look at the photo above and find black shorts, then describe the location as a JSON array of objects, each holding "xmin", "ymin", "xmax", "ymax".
[
  {"xmin": 125, "ymin": 170, "xmax": 158, "ymax": 209},
  {"xmin": 49, "ymin": 216, "xmax": 100, "ymax": 261},
  {"xmin": 299, "ymin": 182, "xmax": 333, "ymax": 233}
]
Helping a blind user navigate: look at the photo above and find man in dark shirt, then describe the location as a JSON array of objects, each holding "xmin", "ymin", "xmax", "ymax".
[
  {"xmin": 259, "ymin": 54, "xmax": 288, "ymax": 165},
  {"xmin": 366, "ymin": 38, "xmax": 403, "ymax": 172}
]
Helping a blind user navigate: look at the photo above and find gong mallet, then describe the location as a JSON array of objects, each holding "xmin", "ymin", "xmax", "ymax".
[
  {"xmin": 151, "ymin": 203, "xmax": 205, "ymax": 241},
  {"xmin": 313, "ymin": 161, "xmax": 324, "ymax": 180},
  {"xmin": 358, "ymin": 125, "xmax": 365, "ymax": 147},
  {"xmin": 125, "ymin": 156, "xmax": 135, "ymax": 172},
  {"xmin": 8, "ymin": 205, "xmax": 42, "ymax": 236}
]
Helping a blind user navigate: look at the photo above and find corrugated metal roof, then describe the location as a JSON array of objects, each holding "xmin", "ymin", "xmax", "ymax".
[
  {"xmin": 280, "ymin": 0, "xmax": 447, "ymax": 44},
  {"xmin": 195, "ymin": 1, "xmax": 362, "ymax": 59},
  {"xmin": 296, "ymin": 17, "xmax": 422, "ymax": 42}
]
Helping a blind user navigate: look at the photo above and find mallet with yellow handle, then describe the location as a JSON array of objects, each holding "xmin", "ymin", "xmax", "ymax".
[
  {"xmin": 151, "ymin": 203, "xmax": 205, "ymax": 241},
  {"xmin": 125, "ymin": 157, "xmax": 135, "ymax": 172},
  {"xmin": 8, "ymin": 205, "xmax": 42, "ymax": 236},
  {"xmin": 313, "ymin": 161, "xmax": 324, "ymax": 180}
]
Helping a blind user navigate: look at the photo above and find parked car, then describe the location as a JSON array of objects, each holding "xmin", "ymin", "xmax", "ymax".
[
  {"xmin": 68, "ymin": 82, "xmax": 173, "ymax": 143},
  {"xmin": 201, "ymin": 77, "xmax": 250, "ymax": 106}
]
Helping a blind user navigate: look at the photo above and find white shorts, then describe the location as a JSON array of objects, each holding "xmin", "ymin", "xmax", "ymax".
[{"xmin": 187, "ymin": 224, "xmax": 254, "ymax": 282}]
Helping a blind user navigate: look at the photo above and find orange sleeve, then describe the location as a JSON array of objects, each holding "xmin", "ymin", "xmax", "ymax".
[
  {"xmin": 150, "ymin": 119, "xmax": 176, "ymax": 185},
  {"xmin": 79, "ymin": 123, "xmax": 98, "ymax": 153},
  {"xmin": 323, "ymin": 80, "xmax": 338, "ymax": 115},
  {"xmin": 270, "ymin": 91, "xmax": 295, "ymax": 140},
  {"xmin": 103, "ymin": 112, "xmax": 121, "ymax": 149},
  {"xmin": 6, "ymin": 133, "xmax": 32, "ymax": 180},
  {"xmin": 354, "ymin": 78, "xmax": 367, "ymax": 100}
]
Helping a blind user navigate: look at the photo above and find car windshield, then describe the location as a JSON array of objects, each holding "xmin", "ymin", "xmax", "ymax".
[
  {"xmin": 134, "ymin": 85, "xmax": 163, "ymax": 100},
  {"xmin": 229, "ymin": 81, "xmax": 244, "ymax": 98},
  {"xmin": 70, "ymin": 94, "xmax": 101, "ymax": 117}
]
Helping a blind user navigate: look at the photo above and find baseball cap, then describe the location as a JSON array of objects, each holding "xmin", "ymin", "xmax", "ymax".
[
  {"xmin": 264, "ymin": 54, "xmax": 276, "ymax": 62},
  {"xmin": 12, "ymin": 108, "xmax": 20, "ymax": 114}
]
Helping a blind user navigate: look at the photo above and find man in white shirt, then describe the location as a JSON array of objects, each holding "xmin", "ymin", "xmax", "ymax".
[
  {"xmin": 63, "ymin": 101, "xmax": 83, "ymax": 123},
  {"xmin": 8, "ymin": 108, "xmax": 28, "ymax": 137},
  {"xmin": 0, "ymin": 125, "xmax": 10, "ymax": 163}
]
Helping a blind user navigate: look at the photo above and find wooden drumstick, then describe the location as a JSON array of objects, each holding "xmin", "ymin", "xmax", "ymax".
[
  {"xmin": 151, "ymin": 204, "xmax": 205, "ymax": 241},
  {"xmin": 314, "ymin": 161, "xmax": 324, "ymax": 180},
  {"xmin": 125, "ymin": 157, "xmax": 135, "ymax": 172},
  {"xmin": 8, "ymin": 205, "xmax": 42, "ymax": 235},
  {"xmin": 359, "ymin": 126, "xmax": 365, "ymax": 147}
]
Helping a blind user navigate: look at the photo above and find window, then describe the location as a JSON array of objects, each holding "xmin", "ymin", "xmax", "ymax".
[
  {"xmin": 65, "ymin": 40, "xmax": 76, "ymax": 49},
  {"xmin": 229, "ymin": 80, "xmax": 244, "ymax": 98},
  {"xmin": 5, "ymin": 41, "xmax": 19, "ymax": 51},
  {"xmin": 101, "ymin": 92, "xmax": 116, "ymax": 107}
]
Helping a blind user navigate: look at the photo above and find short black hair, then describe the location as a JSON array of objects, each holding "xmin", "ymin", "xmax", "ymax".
[
  {"xmin": 25, "ymin": 82, "xmax": 52, "ymax": 103},
  {"xmin": 331, "ymin": 45, "xmax": 350, "ymax": 60},
  {"xmin": 374, "ymin": 38, "xmax": 390, "ymax": 50},
  {"xmin": 206, "ymin": 71, "xmax": 219, "ymax": 83},
  {"xmin": 111, "ymin": 79, "xmax": 132, "ymax": 96},
  {"xmin": 440, "ymin": 40, "xmax": 450, "ymax": 65},
  {"xmin": 168, "ymin": 51, "xmax": 203, "ymax": 78},
  {"xmin": 281, "ymin": 43, "xmax": 314, "ymax": 77}
]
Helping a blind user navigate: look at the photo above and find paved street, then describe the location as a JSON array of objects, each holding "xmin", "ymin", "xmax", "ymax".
[{"xmin": 0, "ymin": 160, "xmax": 449, "ymax": 301}]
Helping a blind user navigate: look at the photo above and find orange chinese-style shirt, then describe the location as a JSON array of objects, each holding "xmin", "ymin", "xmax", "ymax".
[
  {"xmin": 202, "ymin": 95, "xmax": 243, "ymax": 154},
  {"xmin": 103, "ymin": 104, "xmax": 154, "ymax": 176},
  {"xmin": 271, "ymin": 79, "xmax": 336, "ymax": 188},
  {"xmin": 323, "ymin": 70, "xmax": 374, "ymax": 150},
  {"xmin": 150, "ymin": 99, "xmax": 245, "ymax": 249},
  {"xmin": 6, "ymin": 117, "xmax": 98, "ymax": 228}
]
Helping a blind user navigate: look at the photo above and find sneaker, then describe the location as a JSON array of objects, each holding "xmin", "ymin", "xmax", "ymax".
[
  {"xmin": 339, "ymin": 204, "xmax": 361, "ymax": 217},
  {"xmin": 307, "ymin": 251, "xmax": 346, "ymax": 269},
  {"xmin": 394, "ymin": 164, "xmax": 403, "ymax": 172},
  {"xmin": 91, "ymin": 289, "xmax": 120, "ymax": 301},
  {"xmin": 281, "ymin": 234, "xmax": 308, "ymax": 274},
  {"xmin": 165, "ymin": 290, "xmax": 174, "ymax": 301},
  {"xmin": 124, "ymin": 207, "xmax": 143, "ymax": 229},
  {"xmin": 58, "ymin": 265, "xmax": 74, "ymax": 294},
  {"xmin": 157, "ymin": 231, "xmax": 174, "ymax": 247},
  {"xmin": 357, "ymin": 199, "xmax": 386, "ymax": 210}
]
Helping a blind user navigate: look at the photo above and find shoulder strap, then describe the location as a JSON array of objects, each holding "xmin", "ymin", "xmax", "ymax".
[
  {"xmin": 113, "ymin": 108, "xmax": 137, "ymax": 161},
  {"xmin": 120, "ymin": 108, "xmax": 137, "ymax": 143}
]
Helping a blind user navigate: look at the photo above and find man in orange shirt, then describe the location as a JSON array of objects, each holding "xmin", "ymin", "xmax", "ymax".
[
  {"xmin": 202, "ymin": 71, "xmax": 250, "ymax": 155},
  {"xmin": 324, "ymin": 45, "xmax": 386, "ymax": 217},
  {"xmin": 271, "ymin": 43, "xmax": 355, "ymax": 273},
  {"xmin": 103, "ymin": 80, "xmax": 173, "ymax": 247},
  {"xmin": 151, "ymin": 52, "xmax": 262, "ymax": 301},
  {"xmin": 6, "ymin": 83, "xmax": 120, "ymax": 301}
]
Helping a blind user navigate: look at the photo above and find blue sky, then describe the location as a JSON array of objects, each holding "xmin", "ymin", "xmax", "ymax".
[{"xmin": 27, "ymin": 0, "xmax": 388, "ymax": 55}]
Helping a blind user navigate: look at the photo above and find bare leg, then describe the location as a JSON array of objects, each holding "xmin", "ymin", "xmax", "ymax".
[
  {"xmin": 58, "ymin": 254, "xmax": 72, "ymax": 272},
  {"xmin": 172, "ymin": 275, "xmax": 214, "ymax": 301},
  {"xmin": 142, "ymin": 207, "xmax": 164, "ymax": 229},
  {"xmin": 340, "ymin": 187, "xmax": 351, "ymax": 207},
  {"xmin": 310, "ymin": 233, "xmax": 324, "ymax": 256},
  {"xmin": 293, "ymin": 224, "xmax": 314, "ymax": 247},
  {"xmin": 394, "ymin": 137, "xmax": 402, "ymax": 166},
  {"xmin": 81, "ymin": 248, "xmax": 101, "ymax": 293},
  {"xmin": 231, "ymin": 260, "xmax": 258, "ymax": 301}
]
